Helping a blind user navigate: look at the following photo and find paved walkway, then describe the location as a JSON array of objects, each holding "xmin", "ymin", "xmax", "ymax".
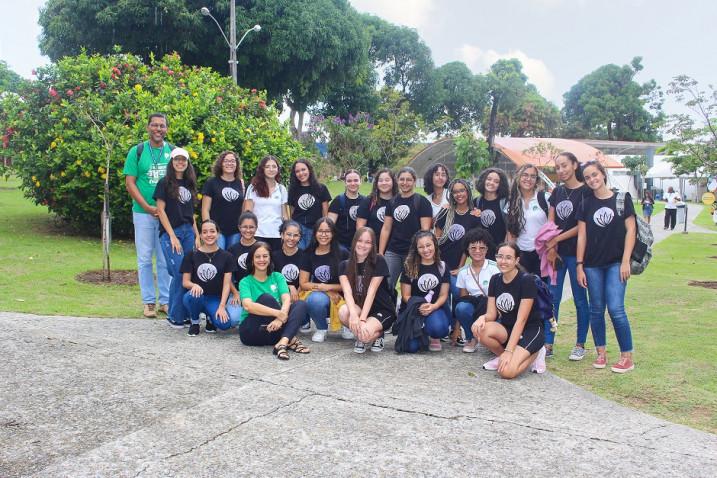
[{"xmin": 1, "ymin": 206, "xmax": 716, "ymax": 477}]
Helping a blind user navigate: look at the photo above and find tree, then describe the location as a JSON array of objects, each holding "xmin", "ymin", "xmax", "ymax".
[
  {"xmin": 371, "ymin": 88, "xmax": 424, "ymax": 171},
  {"xmin": 312, "ymin": 63, "xmax": 380, "ymax": 119},
  {"xmin": 491, "ymin": 85, "xmax": 561, "ymax": 137},
  {"xmin": 484, "ymin": 59, "xmax": 529, "ymax": 159},
  {"xmin": 454, "ymin": 129, "xmax": 490, "ymax": 180},
  {"xmin": 0, "ymin": 61, "xmax": 24, "ymax": 93},
  {"xmin": 562, "ymin": 56, "xmax": 663, "ymax": 141},
  {"xmin": 662, "ymin": 76, "xmax": 717, "ymax": 176},
  {"xmin": 424, "ymin": 62, "xmax": 486, "ymax": 135},
  {"xmin": 323, "ymin": 113, "xmax": 378, "ymax": 173},
  {"xmin": 622, "ymin": 155, "xmax": 648, "ymax": 197}
]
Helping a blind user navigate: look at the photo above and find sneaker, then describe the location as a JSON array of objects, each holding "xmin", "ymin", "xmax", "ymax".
[
  {"xmin": 183, "ymin": 318, "xmax": 191, "ymax": 325},
  {"xmin": 568, "ymin": 346, "xmax": 586, "ymax": 361},
  {"xmin": 143, "ymin": 303, "xmax": 157, "ymax": 318},
  {"xmin": 592, "ymin": 353, "xmax": 608, "ymax": 369},
  {"xmin": 353, "ymin": 340, "xmax": 367, "ymax": 354},
  {"xmin": 311, "ymin": 329, "xmax": 328, "ymax": 343},
  {"xmin": 610, "ymin": 356, "xmax": 635, "ymax": 374},
  {"xmin": 205, "ymin": 317, "xmax": 216, "ymax": 333},
  {"xmin": 482, "ymin": 356, "xmax": 500, "ymax": 371},
  {"xmin": 545, "ymin": 346, "xmax": 554, "ymax": 358},
  {"xmin": 187, "ymin": 324, "xmax": 200, "ymax": 336},
  {"xmin": 371, "ymin": 337, "xmax": 384, "ymax": 352},
  {"xmin": 454, "ymin": 336, "xmax": 465, "ymax": 347},
  {"xmin": 531, "ymin": 347, "xmax": 547, "ymax": 374},
  {"xmin": 429, "ymin": 338, "xmax": 442, "ymax": 352},
  {"xmin": 299, "ymin": 322, "xmax": 311, "ymax": 333},
  {"xmin": 341, "ymin": 326, "xmax": 355, "ymax": 340},
  {"xmin": 166, "ymin": 318, "xmax": 184, "ymax": 329},
  {"xmin": 462, "ymin": 339, "xmax": 479, "ymax": 353},
  {"xmin": 158, "ymin": 304, "xmax": 169, "ymax": 315}
]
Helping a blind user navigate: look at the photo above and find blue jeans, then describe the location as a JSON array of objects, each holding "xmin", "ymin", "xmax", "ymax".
[
  {"xmin": 217, "ymin": 232, "xmax": 241, "ymax": 250},
  {"xmin": 305, "ymin": 291, "xmax": 330, "ymax": 330},
  {"xmin": 298, "ymin": 224, "xmax": 313, "ymax": 250},
  {"xmin": 182, "ymin": 292, "xmax": 242, "ymax": 329},
  {"xmin": 159, "ymin": 223, "xmax": 195, "ymax": 324},
  {"xmin": 133, "ymin": 212, "xmax": 170, "ymax": 305},
  {"xmin": 454, "ymin": 297, "xmax": 488, "ymax": 341},
  {"xmin": 584, "ymin": 263, "xmax": 633, "ymax": 352},
  {"xmin": 405, "ymin": 307, "xmax": 450, "ymax": 353},
  {"xmin": 548, "ymin": 255, "xmax": 590, "ymax": 345},
  {"xmin": 384, "ymin": 250, "xmax": 406, "ymax": 292}
]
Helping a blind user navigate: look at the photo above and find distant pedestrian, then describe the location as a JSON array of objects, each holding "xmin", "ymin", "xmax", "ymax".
[
  {"xmin": 641, "ymin": 191, "xmax": 654, "ymax": 225},
  {"xmin": 663, "ymin": 187, "xmax": 680, "ymax": 230}
]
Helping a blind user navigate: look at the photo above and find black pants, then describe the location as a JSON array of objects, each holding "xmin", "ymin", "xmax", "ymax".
[
  {"xmin": 239, "ymin": 294, "xmax": 305, "ymax": 346},
  {"xmin": 664, "ymin": 209, "xmax": 677, "ymax": 230}
]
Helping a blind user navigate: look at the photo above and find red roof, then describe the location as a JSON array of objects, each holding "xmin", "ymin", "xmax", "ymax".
[{"xmin": 493, "ymin": 137, "xmax": 623, "ymax": 168}]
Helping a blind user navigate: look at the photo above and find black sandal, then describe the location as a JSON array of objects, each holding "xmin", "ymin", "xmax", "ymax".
[
  {"xmin": 288, "ymin": 338, "xmax": 310, "ymax": 354},
  {"xmin": 273, "ymin": 344, "xmax": 290, "ymax": 360}
]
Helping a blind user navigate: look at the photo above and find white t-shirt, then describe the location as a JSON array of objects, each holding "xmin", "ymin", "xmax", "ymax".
[
  {"xmin": 517, "ymin": 191, "xmax": 549, "ymax": 252},
  {"xmin": 431, "ymin": 190, "xmax": 450, "ymax": 219},
  {"xmin": 456, "ymin": 259, "xmax": 500, "ymax": 297},
  {"xmin": 665, "ymin": 192, "xmax": 680, "ymax": 210},
  {"xmin": 245, "ymin": 183, "xmax": 288, "ymax": 238}
]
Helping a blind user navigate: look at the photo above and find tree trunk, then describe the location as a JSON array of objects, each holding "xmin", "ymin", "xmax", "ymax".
[
  {"xmin": 289, "ymin": 108, "xmax": 298, "ymax": 138},
  {"xmin": 487, "ymin": 95, "xmax": 499, "ymax": 164},
  {"xmin": 297, "ymin": 110, "xmax": 305, "ymax": 137},
  {"xmin": 607, "ymin": 122, "xmax": 614, "ymax": 141}
]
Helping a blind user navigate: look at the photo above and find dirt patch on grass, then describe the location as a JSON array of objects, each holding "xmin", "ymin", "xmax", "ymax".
[
  {"xmin": 710, "ymin": 256, "xmax": 717, "ymax": 259},
  {"xmin": 76, "ymin": 269, "xmax": 137, "ymax": 286},
  {"xmin": 687, "ymin": 280, "xmax": 717, "ymax": 290}
]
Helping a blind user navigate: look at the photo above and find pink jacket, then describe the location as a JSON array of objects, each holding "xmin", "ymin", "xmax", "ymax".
[{"xmin": 535, "ymin": 222, "xmax": 562, "ymax": 285}]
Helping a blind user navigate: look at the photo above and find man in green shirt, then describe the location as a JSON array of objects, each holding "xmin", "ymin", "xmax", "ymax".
[{"xmin": 123, "ymin": 113, "xmax": 173, "ymax": 318}]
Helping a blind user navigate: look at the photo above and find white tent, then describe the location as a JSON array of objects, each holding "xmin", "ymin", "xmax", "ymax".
[{"xmin": 645, "ymin": 161, "xmax": 688, "ymax": 179}]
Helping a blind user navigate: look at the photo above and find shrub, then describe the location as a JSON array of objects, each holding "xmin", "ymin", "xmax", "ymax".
[{"xmin": 0, "ymin": 51, "xmax": 306, "ymax": 235}]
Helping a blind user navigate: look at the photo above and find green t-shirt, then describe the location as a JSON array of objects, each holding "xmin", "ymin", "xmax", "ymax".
[
  {"xmin": 123, "ymin": 141, "xmax": 172, "ymax": 214},
  {"xmin": 238, "ymin": 272, "xmax": 290, "ymax": 322}
]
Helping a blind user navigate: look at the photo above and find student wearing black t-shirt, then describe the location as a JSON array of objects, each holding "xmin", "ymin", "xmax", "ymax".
[
  {"xmin": 379, "ymin": 167, "xmax": 433, "ymax": 291},
  {"xmin": 472, "ymin": 167, "xmax": 510, "ymax": 260},
  {"xmin": 356, "ymin": 168, "xmax": 397, "ymax": 241},
  {"xmin": 272, "ymin": 220, "xmax": 304, "ymax": 301},
  {"xmin": 473, "ymin": 243, "xmax": 546, "ymax": 379},
  {"xmin": 545, "ymin": 152, "xmax": 590, "ymax": 361},
  {"xmin": 200, "ymin": 151, "xmax": 244, "ymax": 250},
  {"xmin": 299, "ymin": 217, "xmax": 350, "ymax": 343},
  {"xmin": 227, "ymin": 212, "xmax": 258, "ymax": 287},
  {"xmin": 338, "ymin": 227, "xmax": 396, "ymax": 353},
  {"xmin": 154, "ymin": 147, "xmax": 200, "ymax": 327},
  {"xmin": 577, "ymin": 161, "xmax": 637, "ymax": 374},
  {"xmin": 399, "ymin": 231, "xmax": 450, "ymax": 353},
  {"xmin": 288, "ymin": 159, "xmax": 332, "ymax": 250},
  {"xmin": 328, "ymin": 169, "xmax": 365, "ymax": 250},
  {"xmin": 181, "ymin": 220, "xmax": 242, "ymax": 336}
]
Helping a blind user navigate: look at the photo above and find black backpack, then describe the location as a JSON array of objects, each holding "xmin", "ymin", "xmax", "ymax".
[{"xmin": 135, "ymin": 140, "xmax": 175, "ymax": 161}]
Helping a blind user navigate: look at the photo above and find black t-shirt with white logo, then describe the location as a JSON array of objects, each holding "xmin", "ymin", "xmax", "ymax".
[
  {"xmin": 385, "ymin": 194, "xmax": 433, "ymax": 255},
  {"xmin": 436, "ymin": 210, "xmax": 482, "ymax": 270},
  {"xmin": 357, "ymin": 196, "xmax": 391, "ymax": 240},
  {"xmin": 577, "ymin": 192, "xmax": 635, "ymax": 267},
  {"xmin": 153, "ymin": 177, "xmax": 195, "ymax": 235},
  {"xmin": 338, "ymin": 254, "xmax": 395, "ymax": 314},
  {"xmin": 488, "ymin": 272, "xmax": 540, "ymax": 328},
  {"xmin": 329, "ymin": 193, "xmax": 365, "ymax": 248},
  {"xmin": 300, "ymin": 248, "xmax": 351, "ymax": 284},
  {"xmin": 400, "ymin": 261, "xmax": 450, "ymax": 304},
  {"xmin": 272, "ymin": 248, "xmax": 303, "ymax": 288},
  {"xmin": 289, "ymin": 184, "xmax": 332, "ymax": 227},
  {"xmin": 201, "ymin": 177, "xmax": 244, "ymax": 237},
  {"xmin": 474, "ymin": 196, "xmax": 507, "ymax": 251},
  {"xmin": 549, "ymin": 184, "xmax": 588, "ymax": 257},
  {"xmin": 180, "ymin": 249, "xmax": 236, "ymax": 297},
  {"xmin": 227, "ymin": 241, "xmax": 256, "ymax": 285}
]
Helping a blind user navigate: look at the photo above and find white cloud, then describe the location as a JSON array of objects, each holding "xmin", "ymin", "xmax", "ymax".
[
  {"xmin": 349, "ymin": 0, "xmax": 436, "ymax": 30},
  {"xmin": 459, "ymin": 44, "xmax": 558, "ymax": 103}
]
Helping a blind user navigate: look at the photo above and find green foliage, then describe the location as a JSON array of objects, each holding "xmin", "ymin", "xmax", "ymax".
[
  {"xmin": 371, "ymin": 88, "xmax": 425, "ymax": 170},
  {"xmin": 322, "ymin": 113, "xmax": 378, "ymax": 174},
  {"xmin": 622, "ymin": 155, "xmax": 648, "ymax": 176},
  {"xmin": 485, "ymin": 59, "xmax": 530, "ymax": 156},
  {"xmin": 454, "ymin": 130, "xmax": 490, "ymax": 180},
  {"xmin": 424, "ymin": 62, "xmax": 486, "ymax": 135},
  {"xmin": 0, "ymin": 61, "xmax": 25, "ymax": 93},
  {"xmin": 491, "ymin": 85, "xmax": 561, "ymax": 137},
  {"xmin": 0, "ymin": 51, "xmax": 306, "ymax": 236},
  {"xmin": 562, "ymin": 56, "xmax": 663, "ymax": 141}
]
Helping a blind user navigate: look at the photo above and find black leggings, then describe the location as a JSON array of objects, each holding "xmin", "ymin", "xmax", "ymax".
[
  {"xmin": 664, "ymin": 209, "xmax": 677, "ymax": 230},
  {"xmin": 239, "ymin": 294, "xmax": 306, "ymax": 346}
]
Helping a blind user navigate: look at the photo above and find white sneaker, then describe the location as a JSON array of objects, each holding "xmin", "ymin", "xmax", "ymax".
[
  {"xmin": 462, "ymin": 339, "xmax": 479, "ymax": 353},
  {"xmin": 311, "ymin": 329, "xmax": 328, "ymax": 343},
  {"xmin": 353, "ymin": 340, "xmax": 367, "ymax": 354},
  {"xmin": 482, "ymin": 355, "xmax": 500, "ymax": 371},
  {"xmin": 531, "ymin": 347, "xmax": 547, "ymax": 374},
  {"xmin": 299, "ymin": 322, "xmax": 311, "ymax": 333},
  {"xmin": 341, "ymin": 326, "xmax": 355, "ymax": 340},
  {"xmin": 370, "ymin": 337, "xmax": 384, "ymax": 352}
]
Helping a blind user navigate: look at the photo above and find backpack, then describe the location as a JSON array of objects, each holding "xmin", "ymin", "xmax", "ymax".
[
  {"xmin": 135, "ymin": 141, "xmax": 175, "ymax": 161},
  {"xmin": 537, "ymin": 190, "xmax": 549, "ymax": 216},
  {"xmin": 475, "ymin": 196, "xmax": 508, "ymax": 221},
  {"xmin": 529, "ymin": 273, "xmax": 558, "ymax": 333},
  {"xmin": 616, "ymin": 192, "xmax": 653, "ymax": 275}
]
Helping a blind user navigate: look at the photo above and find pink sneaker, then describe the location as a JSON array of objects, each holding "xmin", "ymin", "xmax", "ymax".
[
  {"xmin": 610, "ymin": 356, "xmax": 635, "ymax": 373},
  {"xmin": 429, "ymin": 338, "xmax": 442, "ymax": 352},
  {"xmin": 531, "ymin": 347, "xmax": 547, "ymax": 374},
  {"xmin": 482, "ymin": 355, "xmax": 501, "ymax": 371},
  {"xmin": 592, "ymin": 353, "xmax": 607, "ymax": 369}
]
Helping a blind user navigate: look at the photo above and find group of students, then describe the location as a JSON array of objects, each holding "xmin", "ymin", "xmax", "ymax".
[{"xmin": 148, "ymin": 145, "xmax": 637, "ymax": 377}]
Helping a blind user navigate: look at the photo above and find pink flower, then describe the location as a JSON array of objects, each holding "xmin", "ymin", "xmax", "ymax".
[
  {"xmin": 66, "ymin": 89, "xmax": 74, "ymax": 96},
  {"xmin": 49, "ymin": 87, "xmax": 58, "ymax": 97},
  {"xmin": 31, "ymin": 69, "xmax": 37, "ymax": 76}
]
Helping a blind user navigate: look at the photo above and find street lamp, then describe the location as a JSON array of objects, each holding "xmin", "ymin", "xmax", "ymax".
[{"xmin": 200, "ymin": 5, "xmax": 260, "ymax": 85}]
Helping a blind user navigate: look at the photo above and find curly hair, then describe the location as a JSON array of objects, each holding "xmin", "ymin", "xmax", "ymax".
[
  {"xmin": 403, "ymin": 231, "xmax": 442, "ymax": 280},
  {"xmin": 437, "ymin": 179, "xmax": 473, "ymax": 246},
  {"xmin": 423, "ymin": 163, "xmax": 450, "ymax": 195},
  {"xmin": 474, "ymin": 167, "xmax": 510, "ymax": 200},
  {"xmin": 211, "ymin": 150, "xmax": 243, "ymax": 180},
  {"xmin": 505, "ymin": 164, "xmax": 542, "ymax": 237},
  {"xmin": 344, "ymin": 227, "xmax": 378, "ymax": 306},
  {"xmin": 463, "ymin": 227, "xmax": 495, "ymax": 257}
]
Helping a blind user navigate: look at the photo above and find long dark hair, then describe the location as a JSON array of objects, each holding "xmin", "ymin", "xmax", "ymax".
[
  {"xmin": 423, "ymin": 163, "xmax": 450, "ymax": 195},
  {"xmin": 369, "ymin": 168, "xmax": 397, "ymax": 209},
  {"xmin": 250, "ymin": 155, "xmax": 282, "ymax": 198},
  {"xmin": 212, "ymin": 150, "xmax": 243, "ymax": 181},
  {"xmin": 505, "ymin": 163, "xmax": 542, "ymax": 237},
  {"xmin": 288, "ymin": 158, "xmax": 322, "ymax": 203},
  {"xmin": 556, "ymin": 152, "xmax": 584, "ymax": 182},
  {"xmin": 344, "ymin": 227, "xmax": 378, "ymax": 306},
  {"xmin": 404, "ymin": 231, "xmax": 441, "ymax": 280},
  {"xmin": 310, "ymin": 217, "xmax": 343, "ymax": 264},
  {"xmin": 475, "ymin": 167, "xmax": 510, "ymax": 199},
  {"xmin": 246, "ymin": 241, "xmax": 275, "ymax": 275},
  {"xmin": 165, "ymin": 157, "xmax": 197, "ymax": 201},
  {"xmin": 437, "ymin": 179, "xmax": 474, "ymax": 246}
]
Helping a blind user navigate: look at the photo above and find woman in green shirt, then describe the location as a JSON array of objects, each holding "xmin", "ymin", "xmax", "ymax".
[{"xmin": 238, "ymin": 242, "xmax": 310, "ymax": 360}]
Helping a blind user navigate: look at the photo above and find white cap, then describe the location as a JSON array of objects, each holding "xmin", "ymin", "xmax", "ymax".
[{"xmin": 170, "ymin": 147, "xmax": 190, "ymax": 160}]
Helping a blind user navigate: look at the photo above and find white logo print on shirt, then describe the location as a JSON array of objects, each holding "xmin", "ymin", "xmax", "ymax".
[
  {"xmin": 496, "ymin": 293, "xmax": 515, "ymax": 313},
  {"xmin": 315, "ymin": 265, "xmax": 331, "ymax": 283},
  {"xmin": 556, "ymin": 200, "xmax": 573, "ymax": 220},
  {"xmin": 447, "ymin": 224, "xmax": 465, "ymax": 242},
  {"xmin": 480, "ymin": 209, "xmax": 496, "ymax": 227},
  {"xmin": 376, "ymin": 206, "xmax": 386, "ymax": 223},
  {"xmin": 178, "ymin": 186, "xmax": 191, "ymax": 204},
  {"xmin": 197, "ymin": 263, "xmax": 218, "ymax": 282},
  {"xmin": 417, "ymin": 273, "xmax": 439, "ymax": 293},
  {"xmin": 281, "ymin": 264, "xmax": 299, "ymax": 282},
  {"xmin": 349, "ymin": 205, "xmax": 359, "ymax": 221},
  {"xmin": 593, "ymin": 207, "xmax": 614, "ymax": 227},
  {"xmin": 298, "ymin": 194, "xmax": 315, "ymax": 210},
  {"xmin": 238, "ymin": 253, "xmax": 248, "ymax": 270},
  {"xmin": 393, "ymin": 205, "xmax": 410, "ymax": 222},
  {"xmin": 221, "ymin": 187, "xmax": 240, "ymax": 202}
]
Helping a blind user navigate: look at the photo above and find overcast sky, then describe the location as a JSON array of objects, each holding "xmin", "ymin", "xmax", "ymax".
[{"xmin": 1, "ymin": 0, "xmax": 714, "ymax": 112}]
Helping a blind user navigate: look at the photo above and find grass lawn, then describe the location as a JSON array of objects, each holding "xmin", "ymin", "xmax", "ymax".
[
  {"xmin": 634, "ymin": 200, "xmax": 665, "ymax": 219},
  {"xmin": 694, "ymin": 201, "xmax": 717, "ymax": 230}
]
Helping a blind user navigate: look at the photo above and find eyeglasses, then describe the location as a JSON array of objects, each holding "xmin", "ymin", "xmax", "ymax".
[
  {"xmin": 495, "ymin": 254, "xmax": 515, "ymax": 261},
  {"xmin": 240, "ymin": 225, "xmax": 256, "ymax": 230},
  {"xmin": 149, "ymin": 123, "xmax": 167, "ymax": 129},
  {"xmin": 469, "ymin": 245, "xmax": 488, "ymax": 252},
  {"xmin": 284, "ymin": 233, "xmax": 301, "ymax": 239},
  {"xmin": 223, "ymin": 158, "xmax": 237, "ymax": 163},
  {"xmin": 520, "ymin": 173, "xmax": 538, "ymax": 180},
  {"xmin": 317, "ymin": 230, "xmax": 332, "ymax": 236}
]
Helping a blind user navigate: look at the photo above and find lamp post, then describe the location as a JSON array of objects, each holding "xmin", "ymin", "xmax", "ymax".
[{"xmin": 200, "ymin": 5, "xmax": 260, "ymax": 85}]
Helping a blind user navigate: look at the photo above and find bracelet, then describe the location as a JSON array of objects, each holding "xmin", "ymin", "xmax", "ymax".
[
  {"xmin": 576, "ymin": 261, "xmax": 584, "ymax": 266},
  {"xmin": 504, "ymin": 349, "xmax": 513, "ymax": 354}
]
